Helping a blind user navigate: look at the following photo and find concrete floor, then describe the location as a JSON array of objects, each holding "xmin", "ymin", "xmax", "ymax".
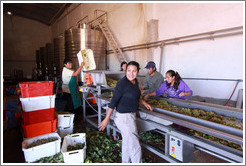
[{"xmin": 3, "ymin": 126, "xmax": 25, "ymax": 163}]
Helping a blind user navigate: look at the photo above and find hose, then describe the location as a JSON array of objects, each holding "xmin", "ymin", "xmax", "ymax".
[
  {"xmin": 224, "ymin": 80, "xmax": 240, "ymax": 106},
  {"xmin": 83, "ymin": 96, "xmax": 98, "ymax": 113}
]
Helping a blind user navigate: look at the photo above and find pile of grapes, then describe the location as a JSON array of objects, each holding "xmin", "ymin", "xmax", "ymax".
[
  {"xmin": 67, "ymin": 143, "xmax": 85, "ymax": 152},
  {"xmin": 106, "ymin": 77, "xmax": 117, "ymax": 87},
  {"xmin": 188, "ymin": 129, "xmax": 242, "ymax": 151},
  {"xmin": 145, "ymin": 99, "xmax": 243, "ymax": 130},
  {"xmin": 26, "ymin": 137, "xmax": 58, "ymax": 149}
]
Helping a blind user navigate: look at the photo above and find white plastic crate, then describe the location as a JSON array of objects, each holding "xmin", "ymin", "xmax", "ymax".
[
  {"xmin": 22, "ymin": 132, "xmax": 61, "ymax": 163},
  {"xmin": 55, "ymin": 112, "xmax": 74, "ymax": 128},
  {"xmin": 58, "ymin": 125, "xmax": 74, "ymax": 138},
  {"xmin": 61, "ymin": 133, "xmax": 86, "ymax": 163},
  {"xmin": 20, "ymin": 95, "xmax": 56, "ymax": 112},
  {"xmin": 56, "ymin": 113, "xmax": 74, "ymax": 128}
]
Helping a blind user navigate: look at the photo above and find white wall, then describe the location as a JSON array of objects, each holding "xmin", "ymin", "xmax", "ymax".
[
  {"xmin": 152, "ymin": 3, "xmax": 244, "ymax": 100},
  {"xmin": 51, "ymin": 2, "xmax": 244, "ymax": 100}
]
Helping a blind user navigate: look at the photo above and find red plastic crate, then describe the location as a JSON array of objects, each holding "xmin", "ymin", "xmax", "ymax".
[
  {"xmin": 19, "ymin": 81, "xmax": 54, "ymax": 98},
  {"xmin": 21, "ymin": 108, "xmax": 55, "ymax": 125},
  {"xmin": 22, "ymin": 118, "xmax": 57, "ymax": 138}
]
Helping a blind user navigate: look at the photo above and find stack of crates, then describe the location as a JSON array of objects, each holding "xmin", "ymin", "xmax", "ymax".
[{"xmin": 19, "ymin": 81, "xmax": 57, "ymax": 138}]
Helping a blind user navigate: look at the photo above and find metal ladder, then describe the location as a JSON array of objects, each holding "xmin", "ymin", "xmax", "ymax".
[
  {"xmin": 79, "ymin": 10, "xmax": 127, "ymax": 63},
  {"xmin": 97, "ymin": 20, "xmax": 127, "ymax": 63}
]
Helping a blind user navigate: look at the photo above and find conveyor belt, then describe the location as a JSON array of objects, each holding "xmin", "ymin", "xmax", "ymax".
[
  {"xmin": 163, "ymin": 97, "xmax": 243, "ymax": 119},
  {"xmin": 98, "ymin": 94, "xmax": 243, "ymax": 144},
  {"xmin": 97, "ymin": 93, "xmax": 243, "ymax": 163},
  {"xmin": 139, "ymin": 107, "xmax": 242, "ymax": 145},
  {"xmin": 151, "ymin": 107, "xmax": 242, "ymax": 137}
]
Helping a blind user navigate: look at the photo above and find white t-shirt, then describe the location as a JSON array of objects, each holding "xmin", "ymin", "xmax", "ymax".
[{"xmin": 62, "ymin": 67, "xmax": 74, "ymax": 93}]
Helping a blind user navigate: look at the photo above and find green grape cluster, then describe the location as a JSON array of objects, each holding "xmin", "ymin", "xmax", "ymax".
[
  {"xmin": 145, "ymin": 99, "xmax": 242, "ymax": 130},
  {"xmin": 106, "ymin": 77, "xmax": 117, "ymax": 87}
]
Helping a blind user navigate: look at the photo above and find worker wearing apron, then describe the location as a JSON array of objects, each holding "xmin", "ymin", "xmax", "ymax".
[
  {"xmin": 62, "ymin": 58, "xmax": 84, "ymax": 112},
  {"xmin": 98, "ymin": 61, "xmax": 152, "ymax": 163}
]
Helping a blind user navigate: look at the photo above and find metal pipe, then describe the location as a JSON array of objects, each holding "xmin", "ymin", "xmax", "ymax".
[
  {"xmin": 139, "ymin": 26, "xmax": 242, "ymax": 48},
  {"xmin": 178, "ymin": 78, "xmax": 243, "ymax": 82},
  {"xmin": 159, "ymin": 42, "xmax": 165, "ymax": 72},
  {"xmin": 106, "ymin": 27, "xmax": 243, "ymax": 54},
  {"xmin": 115, "ymin": 26, "xmax": 243, "ymax": 50},
  {"xmin": 87, "ymin": 114, "xmax": 100, "ymax": 118},
  {"xmin": 107, "ymin": 30, "xmax": 242, "ymax": 53},
  {"xmin": 195, "ymin": 146, "xmax": 236, "ymax": 163},
  {"xmin": 76, "ymin": 15, "xmax": 89, "ymax": 26},
  {"xmin": 85, "ymin": 118, "xmax": 98, "ymax": 128},
  {"xmin": 236, "ymin": 89, "xmax": 243, "ymax": 108}
]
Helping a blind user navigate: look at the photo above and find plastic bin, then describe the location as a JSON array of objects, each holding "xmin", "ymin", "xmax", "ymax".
[
  {"xmin": 22, "ymin": 118, "xmax": 57, "ymax": 138},
  {"xmin": 61, "ymin": 133, "xmax": 86, "ymax": 163},
  {"xmin": 22, "ymin": 108, "xmax": 55, "ymax": 125},
  {"xmin": 56, "ymin": 112, "xmax": 74, "ymax": 128},
  {"xmin": 58, "ymin": 126, "xmax": 74, "ymax": 138},
  {"xmin": 19, "ymin": 81, "xmax": 54, "ymax": 98},
  {"xmin": 22, "ymin": 132, "xmax": 61, "ymax": 163},
  {"xmin": 20, "ymin": 95, "xmax": 55, "ymax": 112},
  {"xmin": 77, "ymin": 49, "xmax": 96, "ymax": 71}
]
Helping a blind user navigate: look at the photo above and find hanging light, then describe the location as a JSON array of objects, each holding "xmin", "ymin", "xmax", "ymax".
[{"xmin": 7, "ymin": 11, "xmax": 12, "ymax": 15}]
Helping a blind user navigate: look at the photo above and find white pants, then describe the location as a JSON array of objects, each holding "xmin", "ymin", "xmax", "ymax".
[{"xmin": 114, "ymin": 111, "xmax": 142, "ymax": 163}]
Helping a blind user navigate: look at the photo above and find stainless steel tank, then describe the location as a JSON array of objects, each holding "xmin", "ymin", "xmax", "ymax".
[
  {"xmin": 35, "ymin": 50, "xmax": 43, "ymax": 80},
  {"xmin": 39, "ymin": 47, "xmax": 46, "ymax": 79},
  {"xmin": 35, "ymin": 50, "xmax": 40, "ymax": 69},
  {"xmin": 65, "ymin": 26, "xmax": 107, "ymax": 81},
  {"xmin": 46, "ymin": 43, "xmax": 54, "ymax": 77},
  {"xmin": 54, "ymin": 36, "xmax": 65, "ymax": 77}
]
